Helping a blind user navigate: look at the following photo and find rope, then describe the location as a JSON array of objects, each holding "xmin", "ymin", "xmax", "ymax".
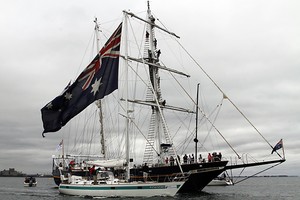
[
  {"xmin": 234, "ymin": 162, "xmax": 283, "ymax": 184},
  {"xmin": 155, "ymin": 19, "xmax": 241, "ymax": 159},
  {"xmin": 201, "ymin": 98, "xmax": 224, "ymax": 145},
  {"xmin": 155, "ymin": 18, "xmax": 284, "ymax": 160},
  {"xmin": 176, "ymin": 39, "xmax": 274, "ymax": 147}
]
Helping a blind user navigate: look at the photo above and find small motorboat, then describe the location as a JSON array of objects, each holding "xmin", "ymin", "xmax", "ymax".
[
  {"xmin": 24, "ymin": 177, "xmax": 37, "ymax": 187},
  {"xmin": 208, "ymin": 173, "xmax": 233, "ymax": 186},
  {"xmin": 208, "ymin": 178, "xmax": 233, "ymax": 186}
]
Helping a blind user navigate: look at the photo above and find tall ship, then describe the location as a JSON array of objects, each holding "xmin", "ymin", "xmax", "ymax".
[{"xmin": 44, "ymin": 1, "xmax": 285, "ymax": 195}]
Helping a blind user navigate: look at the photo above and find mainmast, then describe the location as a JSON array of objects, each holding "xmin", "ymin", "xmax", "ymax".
[
  {"xmin": 142, "ymin": 2, "xmax": 179, "ymax": 167},
  {"xmin": 123, "ymin": 1, "xmax": 184, "ymax": 173},
  {"xmin": 146, "ymin": 2, "xmax": 163, "ymax": 162}
]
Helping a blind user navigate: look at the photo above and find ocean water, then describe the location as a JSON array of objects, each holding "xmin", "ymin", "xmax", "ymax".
[{"xmin": 0, "ymin": 177, "xmax": 298, "ymax": 200}]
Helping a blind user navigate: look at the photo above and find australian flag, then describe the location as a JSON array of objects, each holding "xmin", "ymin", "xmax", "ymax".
[
  {"xmin": 271, "ymin": 139, "xmax": 283, "ymax": 154},
  {"xmin": 41, "ymin": 23, "xmax": 122, "ymax": 136}
]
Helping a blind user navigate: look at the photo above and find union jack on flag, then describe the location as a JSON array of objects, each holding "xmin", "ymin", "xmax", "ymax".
[
  {"xmin": 271, "ymin": 139, "xmax": 283, "ymax": 154},
  {"xmin": 41, "ymin": 23, "xmax": 122, "ymax": 135},
  {"xmin": 78, "ymin": 26, "xmax": 122, "ymax": 90}
]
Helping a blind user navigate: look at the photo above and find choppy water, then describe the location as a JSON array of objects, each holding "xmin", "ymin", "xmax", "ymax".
[{"xmin": 0, "ymin": 176, "xmax": 298, "ymax": 199}]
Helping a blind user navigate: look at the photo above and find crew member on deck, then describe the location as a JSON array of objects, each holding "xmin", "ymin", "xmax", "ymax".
[
  {"xmin": 199, "ymin": 154, "xmax": 202, "ymax": 163},
  {"xmin": 183, "ymin": 154, "xmax": 188, "ymax": 164},
  {"xmin": 142, "ymin": 163, "xmax": 149, "ymax": 182},
  {"xmin": 89, "ymin": 165, "xmax": 97, "ymax": 184},
  {"xmin": 208, "ymin": 153, "xmax": 212, "ymax": 162},
  {"xmin": 170, "ymin": 156, "xmax": 175, "ymax": 166}
]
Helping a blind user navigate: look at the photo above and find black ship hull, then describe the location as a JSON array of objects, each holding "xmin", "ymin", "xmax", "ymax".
[
  {"xmin": 131, "ymin": 161, "xmax": 228, "ymax": 193},
  {"xmin": 179, "ymin": 167, "xmax": 225, "ymax": 192}
]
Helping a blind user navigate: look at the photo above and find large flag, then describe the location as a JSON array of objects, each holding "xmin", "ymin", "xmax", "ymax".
[
  {"xmin": 41, "ymin": 23, "xmax": 122, "ymax": 135},
  {"xmin": 271, "ymin": 139, "xmax": 283, "ymax": 154}
]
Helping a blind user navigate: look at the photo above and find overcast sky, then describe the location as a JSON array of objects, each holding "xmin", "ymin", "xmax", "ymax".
[{"xmin": 0, "ymin": 0, "xmax": 299, "ymax": 176}]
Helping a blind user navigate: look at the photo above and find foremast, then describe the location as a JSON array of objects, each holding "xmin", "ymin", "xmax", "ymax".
[{"xmin": 94, "ymin": 18, "xmax": 107, "ymax": 159}]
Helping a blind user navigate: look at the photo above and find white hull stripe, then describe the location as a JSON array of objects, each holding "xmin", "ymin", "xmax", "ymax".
[{"xmin": 60, "ymin": 184, "xmax": 181, "ymax": 190}]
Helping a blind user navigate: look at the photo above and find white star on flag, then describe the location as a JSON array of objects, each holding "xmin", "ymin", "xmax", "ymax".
[
  {"xmin": 91, "ymin": 77, "xmax": 102, "ymax": 95},
  {"xmin": 64, "ymin": 92, "xmax": 72, "ymax": 100}
]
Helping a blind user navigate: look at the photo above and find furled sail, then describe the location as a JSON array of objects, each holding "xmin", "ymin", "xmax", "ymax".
[{"xmin": 86, "ymin": 159, "xmax": 126, "ymax": 168}]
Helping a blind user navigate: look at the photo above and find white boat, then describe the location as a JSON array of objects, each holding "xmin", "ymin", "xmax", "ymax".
[
  {"xmin": 59, "ymin": 182, "xmax": 182, "ymax": 197},
  {"xmin": 59, "ymin": 171, "xmax": 183, "ymax": 197},
  {"xmin": 24, "ymin": 177, "xmax": 37, "ymax": 187}
]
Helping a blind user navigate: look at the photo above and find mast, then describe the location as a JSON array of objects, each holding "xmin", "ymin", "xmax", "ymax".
[
  {"xmin": 61, "ymin": 139, "xmax": 65, "ymax": 168},
  {"xmin": 144, "ymin": 2, "xmax": 183, "ymax": 174},
  {"xmin": 194, "ymin": 83, "xmax": 200, "ymax": 163},
  {"xmin": 122, "ymin": 1, "xmax": 184, "ymax": 174},
  {"xmin": 94, "ymin": 18, "xmax": 106, "ymax": 159},
  {"xmin": 123, "ymin": 11, "xmax": 130, "ymax": 182},
  {"xmin": 146, "ymin": 2, "xmax": 162, "ymax": 161}
]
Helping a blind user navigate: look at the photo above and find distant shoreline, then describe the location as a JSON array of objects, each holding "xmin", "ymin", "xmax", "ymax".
[
  {"xmin": 234, "ymin": 175, "xmax": 298, "ymax": 178},
  {"xmin": 0, "ymin": 168, "xmax": 52, "ymax": 177},
  {"xmin": 0, "ymin": 174, "xmax": 52, "ymax": 178}
]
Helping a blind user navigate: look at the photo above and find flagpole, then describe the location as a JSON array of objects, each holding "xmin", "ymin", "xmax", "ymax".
[
  {"xmin": 271, "ymin": 139, "xmax": 283, "ymax": 159},
  {"xmin": 281, "ymin": 139, "xmax": 285, "ymax": 159},
  {"xmin": 62, "ymin": 139, "xmax": 65, "ymax": 168}
]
